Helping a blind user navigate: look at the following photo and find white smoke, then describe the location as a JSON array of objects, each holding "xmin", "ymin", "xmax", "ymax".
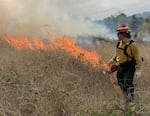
[{"xmin": 0, "ymin": 0, "xmax": 112, "ymax": 38}]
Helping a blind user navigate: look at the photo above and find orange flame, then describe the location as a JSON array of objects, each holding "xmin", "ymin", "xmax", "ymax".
[
  {"xmin": 50, "ymin": 36, "xmax": 101, "ymax": 67},
  {"xmin": 2, "ymin": 34, "xmax": 109, "ymax": 70}
]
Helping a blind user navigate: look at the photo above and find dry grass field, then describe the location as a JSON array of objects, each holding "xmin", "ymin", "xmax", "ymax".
[{"xmin": 0, "ymin": 39, "xmax": 149, "ymax": 116}]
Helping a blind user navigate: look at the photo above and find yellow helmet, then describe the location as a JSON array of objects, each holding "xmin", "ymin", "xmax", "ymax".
[{"xmin": 116, "ymin": 24, "xmax": 131, "ymax": 33}]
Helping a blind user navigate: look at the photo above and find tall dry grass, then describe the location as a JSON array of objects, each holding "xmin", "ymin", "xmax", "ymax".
[{"xmin": 0, "ymin": 41, "xmax": 149, "ymax": 116}]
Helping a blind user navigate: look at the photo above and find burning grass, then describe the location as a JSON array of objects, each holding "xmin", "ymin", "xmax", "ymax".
[{"xmin": 0, "ymin": 37, "xmax": 149, "ymax": 115}]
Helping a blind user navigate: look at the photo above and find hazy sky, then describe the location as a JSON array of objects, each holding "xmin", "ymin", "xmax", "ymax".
[
  {"xmin": 1, "ymin": 0, "xmax": 149, "ymax": 20},
  {"xmin": 63, "ymin": 0, "xmax": 150, "ymax": 19},
  {"xmin": 0, "ymin": 0, "xmax": 149, "ymax": 36}
]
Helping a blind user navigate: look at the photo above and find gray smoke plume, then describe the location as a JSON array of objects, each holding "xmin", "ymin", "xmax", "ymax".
[{"xmin": 0, "ymin": 0, "xmax": 112, "ymax": 38}]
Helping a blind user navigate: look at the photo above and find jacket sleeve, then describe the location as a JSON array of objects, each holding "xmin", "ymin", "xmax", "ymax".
[
  {"xmin": 131, "ymin": 43, "xmax": 142, "ymax": 70},
  {"xmin": 112, "ymin": 54, "xmax": 117, "ymax": 61}
]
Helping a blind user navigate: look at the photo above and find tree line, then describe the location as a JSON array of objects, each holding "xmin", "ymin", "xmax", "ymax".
[{"xmin": 95, "ymin": 13, "xmax": 150, "ymax": 41}]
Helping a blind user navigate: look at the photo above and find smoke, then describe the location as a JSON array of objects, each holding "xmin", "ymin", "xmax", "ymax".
[{"xmin": 0, "ymin": 0, "xmax": 111, "ymax": 38}]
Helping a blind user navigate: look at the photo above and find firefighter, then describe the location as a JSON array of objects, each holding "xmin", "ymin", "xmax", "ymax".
[{"xmin": 107, "ymin": 24, "xmax": 142, "ymax": 103}]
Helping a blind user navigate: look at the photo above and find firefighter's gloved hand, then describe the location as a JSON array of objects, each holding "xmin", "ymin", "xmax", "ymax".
[
  {"xmin": 107, "ymin": 59, "xmax": 115, "ymax": 66},
  {"xmin": 106, "ymin": 61, "xmax": 118, "ymax": 74},
  {"xmin": 134, "ymin": 70, "xmax": 142, "ymax": 78}
]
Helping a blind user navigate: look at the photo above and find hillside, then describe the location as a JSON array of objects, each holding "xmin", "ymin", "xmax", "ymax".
[
  {"xmin": 136, "ymin": 11, "xmax": 150, "ymax": 19},
  {"xmin": 0, "ymin": 38, "xmax": 150, "ymax": 115}
]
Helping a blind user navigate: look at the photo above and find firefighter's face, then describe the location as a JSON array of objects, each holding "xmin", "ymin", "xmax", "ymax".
[{"xmin": 117, "ymin": 33, "xmax": 125, "ymax": 41}]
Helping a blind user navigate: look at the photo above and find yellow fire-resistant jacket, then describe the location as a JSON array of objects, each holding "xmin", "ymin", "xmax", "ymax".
[{"xmin": 112, "ymin": 39, "xmax": 142, "ymax": 70}]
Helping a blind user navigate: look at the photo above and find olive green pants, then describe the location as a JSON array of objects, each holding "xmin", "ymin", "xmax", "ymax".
[{"xmin": 117, "ymin": 61, "xmax": 135, "ymax": 97}]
